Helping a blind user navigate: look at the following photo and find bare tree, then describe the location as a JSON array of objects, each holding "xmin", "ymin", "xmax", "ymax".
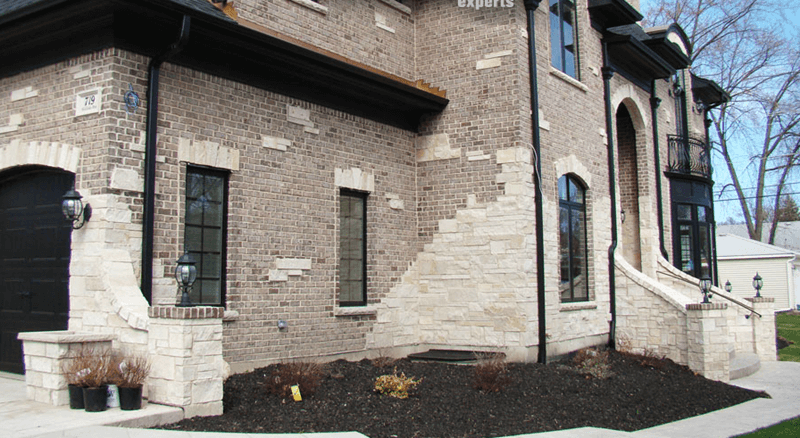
[{"xmin": 645, "ymin": 0, "xmax": 800, "ymax": 244}]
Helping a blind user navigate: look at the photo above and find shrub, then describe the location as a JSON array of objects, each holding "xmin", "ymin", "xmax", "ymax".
[
  {"xmin": 572, "ymin": 347, "xmax": 613, "ymax": 380},
  {"xmin": 114, "ymin": 354, "xmax": 151, "ymax": 388},
  {"xmin": 473, "ymin": 353, "xmax": 511, "ymax": 392},
  {"xmin": 374, "ymin": 368, "xmax": 422, "ymax": 399},
  {"xmin": 61, "ymin": 349, "xmax": 113, "ymax": 388},
  {"xmin": 371, "ymin": 349, "xmax": 397, "ymax": 368},
  {"xmin": 265, "ymin": 361, "xmax": 326, "ymax": 398}
]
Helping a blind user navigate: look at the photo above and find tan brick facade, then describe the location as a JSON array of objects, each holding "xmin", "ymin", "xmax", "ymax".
[{"xmin": 2, "ymin": 0, "xmax": 775, "ymax": 395}]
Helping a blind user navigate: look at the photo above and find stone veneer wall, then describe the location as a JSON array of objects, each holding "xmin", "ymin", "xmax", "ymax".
[{"xmin": 148, "ymin": 307, "xmax": 225, "ymax": 417}]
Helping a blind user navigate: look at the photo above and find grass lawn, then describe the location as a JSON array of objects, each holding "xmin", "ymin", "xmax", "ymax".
[
  {"xmin": 732, "ymin": 416, "xmax": 800, "ymax": 437},
  {"xmin": 777, "ymin": 312, "xmax": 800, "ymax": 362}
]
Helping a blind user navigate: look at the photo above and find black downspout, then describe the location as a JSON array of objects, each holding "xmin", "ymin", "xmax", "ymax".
[
  {"xmin": 601, "ymin": 44, "xmax": 618, "ymax": 350},
  {"xmin": 524, "ymin": 0, "xmax": 547, "ymax": 364},
  {"xmin": 142, "ymin": 15, "xmax": 191, "ymax": 304},
  {"xmin": 650, "ymin": 81, "xmax": 668, "ymax": 260},
  {"xmin": 704, "ymin": 116, "xmax": 720, "ymax": 286}
]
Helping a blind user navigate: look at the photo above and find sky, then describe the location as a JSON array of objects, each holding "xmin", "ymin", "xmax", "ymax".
[{"xmin": 638, "ymin": 0, "xmax": 800, "ymax": 225}]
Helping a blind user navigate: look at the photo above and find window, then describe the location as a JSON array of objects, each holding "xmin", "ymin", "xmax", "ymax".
[
  {"xmin": 339, "ymin": 190, "xmax": 367, "ymax": 306},
  {"xmin": 674, "ymin": 203, "xmax": 713, "ymax": 280},
  {"xmin": 185, "ymin": 166, "xmax": 228, "ymax": 306},
  {"xmin": 559, "ymin": 175, "xmax": 588, "ymax": 302},
  {"xmin": 549, "ymin": 0, "xmax": 579, "ymax": 78}
]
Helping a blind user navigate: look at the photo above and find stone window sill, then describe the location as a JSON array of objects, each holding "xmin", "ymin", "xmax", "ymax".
[
  {"xmin": 335, "ymin": 306, "xmax": 377, "ymax": 317},
  {"xmin": 288, "ymin": 0, "xmax": 328, "ymax": 15},
  {"xmin": 549, "ymin": 67, "xmax": 589, "ymax": 93},
  {"xmin": 377, "ymin": 0, "xmax": 411, "ymax": 15},
  {"xmin": 560, "ymin": 302, "xmax": 597, "ymax": 312}
]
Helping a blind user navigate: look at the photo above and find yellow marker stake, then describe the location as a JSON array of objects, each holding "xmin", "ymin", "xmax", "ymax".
[{"xmin": 291, "ymin": 385, "xmax": 302, "ymax": 402}]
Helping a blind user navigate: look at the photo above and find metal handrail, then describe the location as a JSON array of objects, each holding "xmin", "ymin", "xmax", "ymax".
[{"xmin": 667, "ymin": 134, "xmax": 711, "ymax": 179}]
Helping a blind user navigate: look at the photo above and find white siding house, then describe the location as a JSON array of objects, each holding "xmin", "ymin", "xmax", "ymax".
[{"xmin": 716, "ymin": 233, "xmax": 799, "ymax": 311}]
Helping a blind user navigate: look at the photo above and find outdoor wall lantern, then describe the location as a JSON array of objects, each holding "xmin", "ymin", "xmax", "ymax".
[
  {"xmin": 61, "ymin": 187, "xmax": 91, "ymax": 229},
  {"xmin": 724, "ymin": 280, "xmax": 732, "ymax": 294},
  {"xmin": 752, "ymin": 273, "xmax": 763, "ymax": 298},
  {"xmin": 699, "ymin": 276, "xmax": 712, "ymax": 304},
  {"xmin": 175, "ymin": 252, "xmax": 198, "ymax": 307},
  {"xmin": 620, "ymin": 209, "xmax": 626, "ymax": 224}
]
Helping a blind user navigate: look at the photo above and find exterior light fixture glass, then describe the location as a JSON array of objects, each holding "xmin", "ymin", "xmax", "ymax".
[
  {"xmin": 175, "ymin": 252, "xmax": 198, "ymax": 307},
  {"xmin": 699, "ymin": 276, "xmax": 712, "ymax": 304},
  {"xmin": 724, "ymin": 280, "xmax": 732, "ymax": 293},
  {"xmin": 62, "ymin": 187, "xmax": 91, "ymax": 229},
  {"xmin": 752, "ymin": 273, "xmax": 763, "ymax": 298}
]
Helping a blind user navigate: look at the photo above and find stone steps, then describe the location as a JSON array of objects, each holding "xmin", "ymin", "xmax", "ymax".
[{"xmin": 731, "ymin": 352, "xmax": 761, "ymax": 380}]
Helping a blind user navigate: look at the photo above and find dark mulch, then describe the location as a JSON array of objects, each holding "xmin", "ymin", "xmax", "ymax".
[{"xmin": 159, "ymin": 350, "xmax": 768, "ymax": 438}]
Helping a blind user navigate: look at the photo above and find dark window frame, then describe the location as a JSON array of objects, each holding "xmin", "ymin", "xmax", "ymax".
[
  {"xmin": 549, "ymin": 0, "xmax": 580, "ymax": 79},
  {"xmin": 559, "ymin": 175, "xmax": 589, "ymax": 303},
  {"xmin": 339, "ymin": 189, "xmax": 368, "ymax": 307},
  {"xmin": 672, "ymin": 202, "xmax": 713, "ymax": 281},
  {"xmin": 184, "ymin": 165, "xmax": 229, "ymax": 307}
]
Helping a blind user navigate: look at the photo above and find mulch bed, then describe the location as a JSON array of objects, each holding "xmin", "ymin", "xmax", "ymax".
[{"xmin": 159, "ymin": 350, "xmax": 768, "ymax": 438}]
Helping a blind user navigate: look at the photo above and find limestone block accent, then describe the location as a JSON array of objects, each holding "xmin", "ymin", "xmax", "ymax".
[
  {"xmin": 476, "ymin": 58, "xmax": 502, "ymax": 70},
  {"xmin": 746, "ymin": 297, "xmax": 777, "ymax": 362},
  {"xmin": 335, "ymin": 167, "xmax": 374, "ymax": 192},
  {"xmin": 553, "ymin": 155, "xmax": 592, "ymax": 187},
  {"xmin": 17, "ymin": 331, "xmax": 115, "ymax": 406},
  {"xmin": 385, "ymin": 193, "xmax": 405, "ymax": 210},
  {"xmin": 11, "ymin": 86, "xmax": 38, "ymax": 101},
  {"xmin": 0, "ymin": 113, "xmax": 24, "ymax": 133},
  {"xmin": 148, "ymin": 307, "xmax": 224, "ymax": 418},
  {"xmin": 287, "ymin": 104, "xmax": 314, "ymax": 127},
  {"xmin": 269, "ymin": 258, "xmax": 312, "ymax": 281},
  {"xmin": 375, "ymin": 12, "xmax": 395, "ymax": 33},
  {"xmin": 110, "ymin": 167, "xmax": 143, "ymax": 192},
  {"xmin": 288, "ymin": 0, "xmax": 328, "ymax": 14},
  {"xmin": 416, "ymin": 133, "xmax": 460, "ymax": 162},
  {"xmin": 177, "ymin": 138, "xmax": 240, "ymax": 171},
  {"xmin": 686, "ymin": 302, "xmax": 730, "ymax": 382},
  {"xmin": 262, "ymin": 135, "xmax": 292, "ymax": 151},
  {"xmin": 0, "ymin": 140, "xmax": 81, "ymax": 173}
]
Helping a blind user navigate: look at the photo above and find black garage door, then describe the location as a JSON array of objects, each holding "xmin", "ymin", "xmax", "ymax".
[{"xmin": 0, "ymin": 167, "xmax": 72, "ymax": 374}]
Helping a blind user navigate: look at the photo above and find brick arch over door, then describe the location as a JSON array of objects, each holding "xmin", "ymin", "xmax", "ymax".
[
  {"xmin": 616, "ymin": 103, "xmax": 642, "ymax": 271},
  {"xmin": 0, "ymin": 166, "xmax": 74, "ymax": 373}
]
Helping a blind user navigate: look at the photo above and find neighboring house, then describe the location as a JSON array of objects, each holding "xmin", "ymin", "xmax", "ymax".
[
  {"xmin": 716, "ymin": 233, "xmax": 799, "ymax": 311},
  {"xmin": 0, "ymin": 0, "xmax": 778, "ymax": 414},
  {"xmin": 718, "ymin": 221, "xmax": 800, "ymax": 253}
]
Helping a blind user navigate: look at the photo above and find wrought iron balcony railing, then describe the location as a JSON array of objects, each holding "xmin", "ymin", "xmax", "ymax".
[{"xmin": 667, "ymin": 134, "xmax": 711, "ymax": 180}]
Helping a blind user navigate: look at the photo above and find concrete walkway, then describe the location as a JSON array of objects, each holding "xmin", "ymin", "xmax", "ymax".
[{"xmin": 3, "ymin": 361, "xmax": 799, "ymax": 438}]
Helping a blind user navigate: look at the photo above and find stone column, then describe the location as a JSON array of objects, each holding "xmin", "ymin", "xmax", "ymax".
[
  {"xmin": 746, "ymin": 297, "xmax": 777, "ymax": 362},
  {"xmin": 686, "ymin": 302, "xmax": 730, "ymax": 382},
  {"xmin": 147, "ymin": 307, "xmax": 224, "ymax": 418},
  {"xmin": 17, "ymin": 331, "xmax": 115, "ymax": 405}
]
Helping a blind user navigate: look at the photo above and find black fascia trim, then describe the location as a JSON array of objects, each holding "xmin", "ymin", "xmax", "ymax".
[
  {"xmin": 605, "ymin": 34, "xmax": 675, "ymax": 83},
  {"xmin": 643, "ymin": 38, "xmax": 691, "ymax": 70},
  {"xmin": 691, "ymin": 73, "xmax": 730, "ymax": 107},
  {"xmin": 588, "ymin": 0, "xmax": 643, "ymax": 32},
  {"xmin": 0, "ymin": 0, "xmax": 448, "ymax": 132}
]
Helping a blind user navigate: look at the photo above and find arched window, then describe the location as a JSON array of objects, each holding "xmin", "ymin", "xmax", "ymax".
[{"xmin": 559, "ymin": 175, "xmax": 588, "ymax": 302}]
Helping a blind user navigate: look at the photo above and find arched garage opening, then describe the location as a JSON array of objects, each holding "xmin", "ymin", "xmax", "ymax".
[{"xmin": 0, "ymin": 166, "xmax": 73, "ymax": 374}]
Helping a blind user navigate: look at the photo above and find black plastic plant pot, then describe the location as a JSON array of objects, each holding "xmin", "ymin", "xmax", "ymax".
[
  {"xmin": 68, "ymin": 384, "xmax": 84, "ymax": 409},
  {"xmin": 118, "ymin": 386, "xmax": 143, "ymax": 411},
  {"xmin": 82, "ymin": 386, "xmax": 108, "ymax": 412}
]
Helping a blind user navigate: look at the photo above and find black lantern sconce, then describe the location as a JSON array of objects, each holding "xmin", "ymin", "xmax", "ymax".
[
  {"xmin": 62, "ymin": 187, "xmax": 91, "ymax": 229},
  {"xmin": 175, "ymin": 252, "xmax": 198, "ymax": 307},
  {"xmin": 724, "ymin": 280, "xmax": 732, "ymax": 294},
  {"xmin": 620, "ymin": 209, "xmax": 626, "ymax": 224},
  {"xmin": 699, "ymin": 276, "xmax": 712, "ymax": 304},
  {"xmin": 752, "ymin": 273, "xmax": 763, "ymax": 298}
]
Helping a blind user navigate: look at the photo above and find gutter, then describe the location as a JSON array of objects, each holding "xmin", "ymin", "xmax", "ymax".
[
  {"xmin": 602, "ymin": 43, "xmax": 618, "ymax": 350},
  {"xmin": 524, "ymin": 0, "xmax": 547, "ymax": 364},
  {"xmin": 141, "ymin": 15, "xmax": 191, "ymax": 304},
  {"xmin": 650, "ymin": 81, "xmax": 668, "ymax": 260}
]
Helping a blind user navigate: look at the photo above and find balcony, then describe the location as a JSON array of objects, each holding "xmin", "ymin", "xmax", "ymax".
[{"xmin": 667, "ymin": 135, "xmax": 711, "ymax": 180}]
